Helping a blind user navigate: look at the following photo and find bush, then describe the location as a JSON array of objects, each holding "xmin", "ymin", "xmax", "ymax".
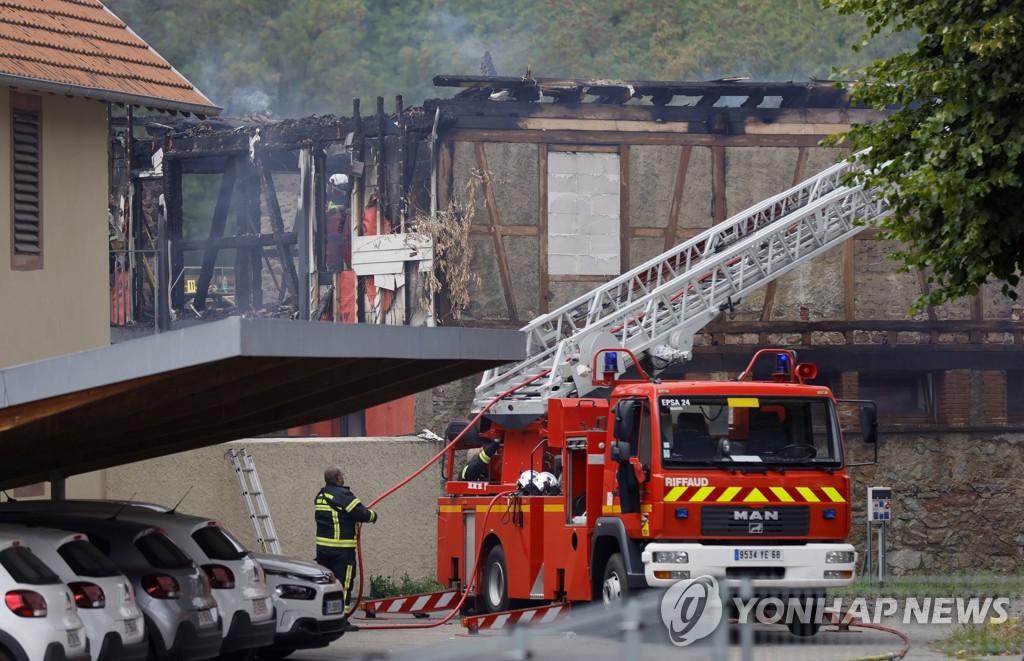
[{"xmin": 369, "ymin": 572, "xmax": 445, "ymax": 599}]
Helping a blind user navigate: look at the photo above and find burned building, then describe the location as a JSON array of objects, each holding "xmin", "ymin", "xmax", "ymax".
[{"xmin": 109, "ymin": 76, "xmax": 1024, "ymax": 572}]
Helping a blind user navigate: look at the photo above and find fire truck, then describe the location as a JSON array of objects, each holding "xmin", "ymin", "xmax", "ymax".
[{"xmin": 437, "ymin": 153, "xmax": 888, "ymax": 635}]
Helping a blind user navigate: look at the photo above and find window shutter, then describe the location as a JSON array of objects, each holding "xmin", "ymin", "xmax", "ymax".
[{"xmin": 12, "ymin": 109, "xmax": 41, "ymax": 255}]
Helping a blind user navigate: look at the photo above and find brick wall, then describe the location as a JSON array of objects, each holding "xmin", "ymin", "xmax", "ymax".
[
  {"xmin": 982, "ymin": 370, "xmax": 1008, "ymax": 425},
  {"xmin": 937, "ymin": 369, "xmax": 971, "ymax": 427}
]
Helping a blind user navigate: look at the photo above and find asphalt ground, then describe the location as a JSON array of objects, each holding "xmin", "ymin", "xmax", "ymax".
[{"xmin": 283, "ymin": 611, "xmax": 1017, "ymax": 661}]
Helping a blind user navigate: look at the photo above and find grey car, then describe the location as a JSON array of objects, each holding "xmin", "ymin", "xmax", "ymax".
[{"xmin": 0, "ymin": 512, "xmax": 222, "ymax": 661}]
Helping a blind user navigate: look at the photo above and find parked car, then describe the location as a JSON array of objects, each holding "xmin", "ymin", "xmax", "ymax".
[
  {"xmin": 46, "ymin": 501, "xmax": 349, "ymax": 658},
  {"xmin": 0, "ymin": 510, "xmax": 221, "ymax": 661},
  {"xmin": 0, "ymin": 523, "xmax": 146, "ymax": 661},
  {"xmin": 0, "ymin": 530, "xmax": 89, "ymax": 661},
  {"xmin": 0, "ymin": 501, "xmax": 275, "ymax": 659},
  {"xmin": 250, "ymin": 552, "xmax": 348, "ymax": 659}
]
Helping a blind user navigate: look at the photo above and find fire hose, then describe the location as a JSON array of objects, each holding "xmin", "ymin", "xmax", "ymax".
[{"xmin": 341, "ymin": 368, "xmax": 553, "ymax": 630}]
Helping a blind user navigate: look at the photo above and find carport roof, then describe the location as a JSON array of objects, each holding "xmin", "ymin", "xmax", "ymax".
[{"xmin": 0, "ymin": 317, "xmax": 525, "ymax": 490}]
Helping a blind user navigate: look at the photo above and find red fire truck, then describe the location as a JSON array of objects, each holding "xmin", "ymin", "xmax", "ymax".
[{"xmin": 437, "ymin": 153, "xmax": 887, "ymax": 635}]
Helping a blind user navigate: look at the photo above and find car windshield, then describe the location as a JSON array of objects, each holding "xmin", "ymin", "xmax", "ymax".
[
  {"xmin": 0, "ymin": 546, "xmax": 62, "ymax": 585},
  {"xmin": 58, "ymin": 540, "xmax": 122, "ymax": 578},
  {"xmin": 192, "ymin": 525, "xmax": 247, "ymax": 561},
  {"xmin": 659, "ymin": 395, "xmax": 841, "ymax": 467}
]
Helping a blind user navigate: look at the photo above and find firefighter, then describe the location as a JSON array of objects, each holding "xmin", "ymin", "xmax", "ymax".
[
  {"xmin": 459, "ymin": 440, "xmax": 500, "ymax": 481},
  {"xmin": 314, "ymin": 464, "xmax": 378, "ymax": 626}
]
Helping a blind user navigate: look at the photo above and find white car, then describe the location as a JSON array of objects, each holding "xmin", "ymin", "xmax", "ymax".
[
  {"xmin": 0, "ymin": 523, "xmax": 146, "ymax": 661},
  {"xmin": 0, "ymin": 531, "xmax": 89, "ymax": 661},
  {"xmin": 252, "ymin": 552, "xmax": 348, "ymax": 659},
  {"xmin": 0, "ymin": 501, "xmax": 275, "ymax": 658},
  {"xmin": 0, "ymin": 510, "xmax": 222, "ymax": 660}
]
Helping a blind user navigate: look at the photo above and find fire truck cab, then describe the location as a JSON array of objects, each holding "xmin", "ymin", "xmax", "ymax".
[{"xmin": 437, "ymin": 349, "xmax": 877, "ymax": 630}]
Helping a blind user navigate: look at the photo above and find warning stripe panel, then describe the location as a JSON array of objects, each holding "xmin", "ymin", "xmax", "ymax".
[
  {"xmin": 462, "ymin": 603, "xmax": 570, "ymax": 631},
  {"xmin": 360, "ymin": 590, "xmax": 460, "ymax": 615},
  {"xmin": 663, "ymin": 485, "xmax": 846, "ymax": 503}
]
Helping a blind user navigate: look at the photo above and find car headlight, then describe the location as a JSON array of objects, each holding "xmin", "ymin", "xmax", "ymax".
[
  {"xmin": 825, "ymin": 551, "xmax": 855, "ymax": 564},
  {"xmin": 275, "ymin": 584, "xmax": 316, "ymax": 600},
  {"xmin": 652, "ymin": 551, "xmax": 689, "ymax": 564}
]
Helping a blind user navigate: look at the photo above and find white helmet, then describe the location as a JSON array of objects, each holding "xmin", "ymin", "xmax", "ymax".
[
  {"xmin": 329, "ymin": 173, "xmax": 349, "ymax": 188},
  {"xmin": 517, "ymin": 470, "xmax": 537, "ymax": 491},
  {"xmin": 532, "ymin": 472, "xmax": 558, "ymax": 493}
]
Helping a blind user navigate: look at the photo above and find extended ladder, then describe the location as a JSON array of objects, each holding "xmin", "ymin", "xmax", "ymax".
[
  {"xmin": 474, "ymin": 151, "xmax": 891, "ymax": 417},
  {"xmin": 226, "ymin": 448, "xmax": 283, "ymax": 555}
]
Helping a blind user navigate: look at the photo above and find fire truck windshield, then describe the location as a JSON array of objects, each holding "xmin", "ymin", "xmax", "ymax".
[{"xmin": 658, "ymin": 395, "xmax": 842, "ymax": 468}]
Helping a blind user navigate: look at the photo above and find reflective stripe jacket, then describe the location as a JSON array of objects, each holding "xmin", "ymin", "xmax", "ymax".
[
  {"xmin": 314, "ymin": 484, "xmax": 377, "ymax": 549},
  {"xmin": 459, "ymin": 441, "xmax": 500, "ymax": 481}
]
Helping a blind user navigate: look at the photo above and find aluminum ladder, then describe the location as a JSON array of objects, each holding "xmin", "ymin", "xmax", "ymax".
[
  {"xmin": 474, "ymin": 151, "xmax": 891, "ymax": 418},
  {"xmin": 226, "ymin": 448, "xmax": 283, "ymax": 555}
]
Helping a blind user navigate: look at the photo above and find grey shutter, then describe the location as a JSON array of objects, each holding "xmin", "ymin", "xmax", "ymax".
[{"xmin": 12, "ymin": 110, "xmax": 41, "ymax": 255}]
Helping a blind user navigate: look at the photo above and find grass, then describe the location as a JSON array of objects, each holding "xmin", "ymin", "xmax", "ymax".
[
  {"xmin": 932, "ymin": 616, "xmax": 1024, "ymax": 659},
  {"xmin": 832, "ymin": 573, "xmax": 1024, "ymax": 600},
  {"xmin": 368, "ymin": 572, "xmax": 445, "ymax": 599}
]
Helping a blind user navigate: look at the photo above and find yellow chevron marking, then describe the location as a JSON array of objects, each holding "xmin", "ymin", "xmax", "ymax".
[
  {"xmin": 727, "ymin": 397, "xmax": 760, "ymax": 408},
  {"xmin": 770, "ymin": 487, "xmax": 795, "ymax": 502},
  {"xmin": 664, "ymin": 486, "xmax": 688, "ymax": 502},
  {"xmin": 796, "ymin": 487, "xmax": 820, "ymax": 502},
  {"xmin": 690, "ymin": 486, "xmax": 715, "ymax": 502},
  {"xmin": 821, "ymin": 487, "xmax": 846, "ymax": 503},
  {"xmin": 717, "ymin": 486, "xmax": 742, "ymax": 502},
  {"xmin": 744, "ymin": 488, "xmax": 769, "ymax": 503}
]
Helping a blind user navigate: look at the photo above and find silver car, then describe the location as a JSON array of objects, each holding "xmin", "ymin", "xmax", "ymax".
[
  {"xmin": 0, "ymin": 501, "xmax": 276, "ymax": 658},
  {"xmin": 0, "ymin": 530, "xmax": 89, "ymax": 660},
  {"xmin": 0, "ymin": 523, "xmax": 146, "ymax": 661},
  {"xmin": 0, "ymin": 512, "xmax": 222, "ymax": 661}
]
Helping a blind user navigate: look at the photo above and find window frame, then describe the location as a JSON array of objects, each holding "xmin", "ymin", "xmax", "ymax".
[
  {"xmin": 858, "ymin": 372, "xmax": 935, "ymax": 423},
  {"xmin": 10, "ymin": 92, "xmax": 43, "ymax": 270}
]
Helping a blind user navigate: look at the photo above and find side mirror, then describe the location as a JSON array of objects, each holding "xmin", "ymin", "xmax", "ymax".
[
  {"xmin": 610, "ymin": 440, "xmax": 631, "ymax": 463},
  {"xmin": 860, "ymin": 404, "xmax": 878, "ymax": 444},
  {"xmin": 613, "ymin": 400, "xmax": 638, "ymax": 441}
]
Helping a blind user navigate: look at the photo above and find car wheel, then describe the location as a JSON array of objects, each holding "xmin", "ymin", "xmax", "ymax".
[
  {"xmin": 0, "ymin": 648, "xmax": 14, "ymax": 661},
  {"xmin": 601, "ymin": 552, "xmax": 630, "ymax": 605},
  {"xmin": 482, "ymin": 545, "xmax": 509, "ymax": 613}
]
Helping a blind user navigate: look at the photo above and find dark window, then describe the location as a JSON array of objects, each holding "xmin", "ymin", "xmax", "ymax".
[
  {"xmin": 58, "ymin": 540, "xmax": 121, "ymax": 578},
  {"xmin": 0, "ymin": 546, "xmax": 61, "ymax": 585},
  {"xmin": 859, "ymin": 373, "xmax": 933, "ymax": 417},
  {"xmin": 1008, "ymin": 372, "xmax": 1024, "ymax": 416},
  {"xmin": 192, "ymin": 525, "xmax": 247, "ymax": 561},
  {"xmin": 135, "ymin": 533, "xmax": 192, "ymax": 569},
  {"xmin": 10, "ymin": 93, "xmax": 42, "ymax": 270}
]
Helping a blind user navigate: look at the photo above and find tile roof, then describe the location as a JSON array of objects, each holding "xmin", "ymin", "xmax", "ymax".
[{"xmin": 0, "ymin": 0, "xmax": 219, "ymax": 115}]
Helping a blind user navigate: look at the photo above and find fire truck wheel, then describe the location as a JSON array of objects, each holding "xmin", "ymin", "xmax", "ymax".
[
  {"xmin": 483, "ymin": 545, "xmax": 509, "ymax": 613},
  {"xmin": 601, "ymin": 553, "xmax": 630, "ymax": 605},
  {"xmin": 786, "ymin": 594, "xmax": 823, "ymax": 637}
]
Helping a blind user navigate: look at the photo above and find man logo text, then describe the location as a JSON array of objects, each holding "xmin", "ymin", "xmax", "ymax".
[{"xmin": 734, "ymin": 510, "xmax": 779, "ymax": 521}]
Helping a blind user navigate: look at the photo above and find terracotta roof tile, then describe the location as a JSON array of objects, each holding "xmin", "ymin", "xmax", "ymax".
[{"xmin": 0, "ymin": 0, "xmax": 219, "ymax": 115}]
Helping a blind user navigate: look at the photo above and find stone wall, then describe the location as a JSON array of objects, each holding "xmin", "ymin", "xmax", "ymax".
[{"xmin": 846, "ymin": 430, "xmax": 1024, "ymax": 575}]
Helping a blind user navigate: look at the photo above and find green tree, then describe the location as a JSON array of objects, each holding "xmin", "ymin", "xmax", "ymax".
[{"xmin": 824, "ymin": 0, "xmax": 1024, "ymax": 308}]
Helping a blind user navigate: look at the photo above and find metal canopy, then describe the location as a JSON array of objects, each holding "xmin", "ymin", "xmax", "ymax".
[{"xmin": 0, "ymin": 318, "xmax": 525, "ymax": 490}]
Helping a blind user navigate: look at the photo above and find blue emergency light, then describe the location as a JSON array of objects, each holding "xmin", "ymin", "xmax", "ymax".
[
  {"xmin": 774, "ymin": 353, "xmax": 791, "ymax": 375},
  {"xmin": 674, "ymin": 508, "xmax": 689, "ymax": 519},
  {"xmin": 604, "ymin": 351, "xmax": 618, "ymax": 373}
]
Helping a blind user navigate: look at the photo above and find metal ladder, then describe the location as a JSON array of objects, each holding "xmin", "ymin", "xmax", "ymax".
[
  {"xmin": 226, "ymin": 448, "xmax": 282, "ymax": 555},
  {"xmin": 473, "ymin": 151, "xmax": 891, "ymax": 417}
]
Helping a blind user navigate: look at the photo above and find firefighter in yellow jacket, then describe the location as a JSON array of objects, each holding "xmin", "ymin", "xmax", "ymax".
[{"xmin": 315, "ymin": 465, "xmax": 378, "ymax": 616}]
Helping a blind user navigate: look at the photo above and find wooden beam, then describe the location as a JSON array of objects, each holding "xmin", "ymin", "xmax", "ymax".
[
  {"xmin": 711, "ymin": 146, "xmax": 726, "ymax": 224},
  {"xmin": 474, "ymin": 143, "xmax": 519, "ymax": 322},
  {"xmin": 443, "ymin": 129, "xmax": 838, "ymax": 148},
  {"xmin": 620, "ymin": 145, "xmax": 630, "ymax": 273},
  {"xmin": 664, "ymin": 146, "xmax": 693, "ymax": 253},
  {"xmin": 468, "ymin": 226, "xmax": 539, "ymax": 236},
  {"xmin": 539, "ymin": 143, "xmax": 550, "ymax": 314},
  {"xmin": 255, "ymin": 155, "xmax": 301, "ymax": 305}
]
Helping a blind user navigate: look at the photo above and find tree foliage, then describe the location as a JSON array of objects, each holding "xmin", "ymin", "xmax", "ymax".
[
  {"xmin": 103, "ymin": 0, "xmax": 914, "ymax": 117},
  {"xmin": 824, "ymin": 0, "xmax": 1024, "ymax": 309}
]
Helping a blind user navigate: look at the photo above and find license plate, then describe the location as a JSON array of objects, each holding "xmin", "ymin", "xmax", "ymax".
[
  {"xmin": 67, "ymin": 629, "xmax": 81, "ymax": 648},
  {"xmin": 253, "ymin": 597, "xmax": 268, "ymax": 616},
  {"xmin": 125, "ymin": 618, "xmax": 140, "ymax": 636},
  {"xmin": 198, "ymin": 608, "xmax": 216, "ymax": 627},
  {"xmin": 324, "ymin": 599, "xmax": 344, "ymax": 615},
  {"xmin": 734, "ymin": 549, "xmax": 783, "ymax": 561}
]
